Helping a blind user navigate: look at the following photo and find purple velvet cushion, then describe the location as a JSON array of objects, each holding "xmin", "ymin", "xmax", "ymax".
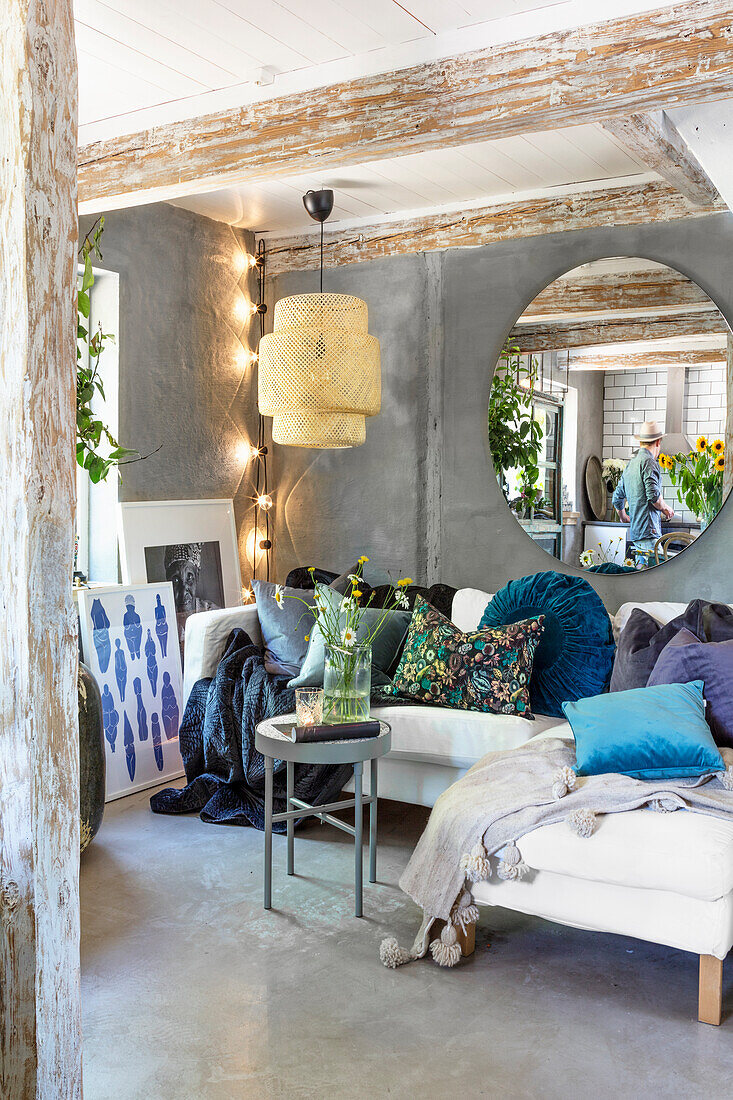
[{"xmin": 647, "ymin": 629, "xmax": 733, "ymax": 748}]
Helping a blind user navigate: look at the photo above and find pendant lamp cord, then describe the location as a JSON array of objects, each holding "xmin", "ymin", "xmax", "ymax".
[
  {"xmin": 254, "ymin": 237, "xmax": 270, "ymax": 583},
  {"xmin": 320, "ymin": 220, "xmax": 324, "ymax": 293}
]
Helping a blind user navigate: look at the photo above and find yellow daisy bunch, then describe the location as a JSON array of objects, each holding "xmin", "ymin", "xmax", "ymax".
[
  {"xmin": 711, "ymin": 439, "xmax": 725, "ymax": 456},
  {"xmin": 696, "ymin": 436, "xmax": 708, "ymax": 453},
  {"xmin": 658, "ymin": 453, "xmax": 673, "ymax": 471},
  {"xmin": 358, "ymin": 555, "xmax": 369, "ymax": 564},
  {"xmin": 397, "ymin": 577, "xmax": 413, "ymax": 588}
]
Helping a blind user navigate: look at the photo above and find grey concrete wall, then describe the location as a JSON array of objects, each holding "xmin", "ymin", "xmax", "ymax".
[
  {"xmin": 442, "ymin": 212, "xmax": 733, "ymax": 611},
  {"xmin": 268, "ymin": 252, "xmax": 438, "ymax": 584},
  {"xmin": 79, "ymin": 203, "xmax": 259, "ymax": 585},
  {"xmin": 272, "ymin": 212, "xmax": 733, "ymax": 611},
  {"xmin": 564, "ymin": 369, "xmax": 605, "ymax": 567}
]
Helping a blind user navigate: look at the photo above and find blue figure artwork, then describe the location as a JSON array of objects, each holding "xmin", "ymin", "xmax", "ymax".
[
  {"xmin": 123, "ymin": 712, "xmax": 136, "ymax": 782},
  {"xmin": 114, "ymin": 638, "xmax": 127, "ymax": 702},
  {"xmin": 101, "ymin": 684, "xmax": 118, "ymax": 753},
  {"xmin": 90, "ymin": 597, "xmax": 111, "ymax": 673},
  {"xmin": 133, "ymin": 677, "xmax": 148, "ymax": 741},
  {"xmin": 123, "ymin": 594, "xmax": 142, "ymax": 659},
  {"xmin": 151, "ymin": 713, "xmax": 164, "ymax": 772},
  {"xmin": 161, "ymin": 671, "xmax": 180, "ymax": 741},
  {"xmin": 154, "ymin": 593, "xmax": 169, "ymax": 657},
  {"xmin": 145, "ymin": 629, "xmax": 158, "ymax": 696}
]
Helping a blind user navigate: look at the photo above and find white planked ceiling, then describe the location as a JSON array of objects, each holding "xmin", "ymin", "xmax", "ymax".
[
  {"xmin": 168, "ymin": 122, "xmax": 650, "ymax": 234},
  {"xmin": 76, "ymin": 0, "xmax": 685, "ymax": 144}
]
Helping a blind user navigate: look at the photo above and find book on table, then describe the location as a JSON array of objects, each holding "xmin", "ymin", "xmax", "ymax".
[{"xmin": 271, "ymin": 720, "xmax": 381, "ymax": 744}]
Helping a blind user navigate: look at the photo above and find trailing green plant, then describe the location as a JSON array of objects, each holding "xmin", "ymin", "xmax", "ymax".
[
  {"xmin": 488, "ymin": 340, "xmax": 544, "ymax": 498},
  {"xmin": 76, "ymin": 219, "xmax": 142, "ymax": 482}
]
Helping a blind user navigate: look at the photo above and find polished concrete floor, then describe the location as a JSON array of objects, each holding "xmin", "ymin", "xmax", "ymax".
[{"xmin": 81, "ymin": 785, "xmax": 733, "ymax": 1100}]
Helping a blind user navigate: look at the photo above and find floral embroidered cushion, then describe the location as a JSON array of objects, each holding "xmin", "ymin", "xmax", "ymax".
[{"xmin": 382, "ymin": 596, "xmax": 544, "ymax": 717}]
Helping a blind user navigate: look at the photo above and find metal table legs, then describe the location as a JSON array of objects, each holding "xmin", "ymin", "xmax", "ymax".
[
  {"xmin": 261, "ymin": 753, "xmax": 380, "ymax": 915},
  {"xmin": 369, "ymin": 757, "xmax": 378, "ymax": 884},
  {"xmin": 264, "ymin": 756, "xmax": 273, "ymax": 910},
  {"xmin": 286, "ymin": 760, "xmax": 294, "ymax": 876},
  {"xmin": 353, "ymin": 761, "xmax": 363, "ymax": 917}
]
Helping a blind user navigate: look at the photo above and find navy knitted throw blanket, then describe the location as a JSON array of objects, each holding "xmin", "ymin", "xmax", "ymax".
[{"xmin": 149, "ymin": 629, "xmax": 353, "ymax": 832}]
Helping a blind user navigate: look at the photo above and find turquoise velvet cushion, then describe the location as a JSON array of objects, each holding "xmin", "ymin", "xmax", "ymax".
[
  {"xmin": 289, "ymin": 588, "xmax": 410, "ymax": 688},
  {"xmin": 480, "ymin": 571, "xmax": 615, "ymax": 717},
  {"xmin": 563, "ymin": 680, "xmax": 724, "ymax": 779}
]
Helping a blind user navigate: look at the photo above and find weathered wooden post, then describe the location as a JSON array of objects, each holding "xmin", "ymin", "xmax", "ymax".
[{"xmin": 0, "ymin": 1, "xmax": 82, "ymax": 1096}]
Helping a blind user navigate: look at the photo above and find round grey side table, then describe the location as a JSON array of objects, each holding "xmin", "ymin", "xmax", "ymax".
[{"xmin": 255, "ymin": 717, "xmax": 391, "ymax": 918}]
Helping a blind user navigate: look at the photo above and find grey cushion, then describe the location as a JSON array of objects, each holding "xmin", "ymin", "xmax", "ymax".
[
  {"xmin": 610, "ymin": 599, "xmax": 733, "ymax": 693},
  {"xmin": 252, "ymin": 579, "xmax": 315, "ymax": 677},
  {"xmin": 289, "ymin": 587, "xmax": 410, "ymax": 688}
]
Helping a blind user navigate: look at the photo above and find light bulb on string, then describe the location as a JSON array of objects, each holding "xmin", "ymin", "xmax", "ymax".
[{"xmin": 255, "ymin": 493, "xmax": 273, "ymax": 511}]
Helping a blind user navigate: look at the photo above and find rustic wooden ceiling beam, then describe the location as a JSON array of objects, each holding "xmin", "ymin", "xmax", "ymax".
[
  {"xmin": 265, "ymin": 180, "xmax": 724, "ymax": 276},
  {"xmin": 523, "ymin": 269, "xmax": 710, "ymax": 317},
  {"xmin": 602, "ymin": 111, "xmax": 722, "ymax": 207},
  {"xmin": 511, "ymin": 309, "xmax": 729, "ymax": 353},
  {"xmin": 78, "ymin": 0, "xmax": 733, "ymax": 212},
  {"xmin": 569, "ymin": 348, "xmax": 725, "ymax": 369}
]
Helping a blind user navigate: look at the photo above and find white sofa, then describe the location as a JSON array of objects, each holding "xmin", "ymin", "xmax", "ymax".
[{"xmin": 185, "ymin": 589, "xmax": 732, "ymax": 1023}]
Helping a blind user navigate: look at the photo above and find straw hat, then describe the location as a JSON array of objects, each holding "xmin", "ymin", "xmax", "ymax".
[{"xmin": 634, "ymin": 420, "xmax": 664, "ymax": 443}]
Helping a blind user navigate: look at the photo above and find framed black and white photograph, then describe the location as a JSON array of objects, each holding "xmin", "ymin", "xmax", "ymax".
[
  {"xmin": 78, "ymin": 582, "xmax": 184, "ymax": 801},
  {"xmin": 119, "ymin": 499, "xmax": 242, "ymax": 656}
]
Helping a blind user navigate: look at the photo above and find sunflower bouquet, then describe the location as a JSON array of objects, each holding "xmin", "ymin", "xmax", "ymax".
[{"xmin": 659, "ymin": 436, "xmax": 725, "ymax": 526}]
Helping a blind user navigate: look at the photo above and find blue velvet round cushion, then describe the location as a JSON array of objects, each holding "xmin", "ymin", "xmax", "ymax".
[{"xmin": 479, "ymin": 571, "xmax": 615, "ymax": 717}]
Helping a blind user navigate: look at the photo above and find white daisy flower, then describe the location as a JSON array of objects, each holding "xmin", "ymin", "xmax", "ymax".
[
  {"xmin": 579, "ymin": 550, "xmax": 595, "ymax": 568},
  {"xmin": 396, "ymin": 592, "xmax": 409, "ymax": 609},
  {"xmin": 273, "ymin": 584, "xmax": 284, "ymax": 608},
  {"xmin": 623, "ymin": 557, "xmax": 636, "ymax": 568},
  {"xmin": 341, "ymin": 627, "xmax": 356, "ymax": 648},
  {"xmin": 348, "ymin": 573, "xmax": 360, "ymax": 583}
]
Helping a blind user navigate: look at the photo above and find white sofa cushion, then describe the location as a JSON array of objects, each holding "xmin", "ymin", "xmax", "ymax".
[
  {"xmin": 494, "ymin": 807, "xmax": 733, "ymax": 903},
  {"xmin": 370, "ymin": 704, "xmax": 565, "ymax": 768},
  {"xmin": 183, "ymin": 605, "xmax": 262, "ymax": 704},
  {"xmin": 472, "ymin": 870, "xmax": 733, "ymax": 960}
]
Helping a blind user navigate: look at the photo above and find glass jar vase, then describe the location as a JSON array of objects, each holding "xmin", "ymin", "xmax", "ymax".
[{"xmin": 323, "ymin": 642, "xmax": 371, "ymax": 724}]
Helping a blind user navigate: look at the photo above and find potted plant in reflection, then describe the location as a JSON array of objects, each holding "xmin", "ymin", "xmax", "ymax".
[
  {"xmin": 660, "ymin": 437, "xmax": 725, "ymax": 531},
  {"xmin": 488, "ymin": 341, "xmax": 544, "ymax": 517}
]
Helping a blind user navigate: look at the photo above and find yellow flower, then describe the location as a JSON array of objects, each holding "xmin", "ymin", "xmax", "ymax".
[
  {"xmin": 353, "ymin": 589, "xmax": 363, "ymax": 599},
  {"xmin": 304, "ymin": 634, "xmax": 310, "ymax": 642},
  {"xmin": 397, "ymin": 577, "xmax": 413, "ymax": 587},
  {"xmin": 696, "ymin": 436, "xmax": 708, "ymax": 453},
  {"xmin": 307, "ymin": 565, "xmax": 315, "ymax": 574},
  {"xmin": 715, "ymin": 455, "xmax": 725, "ymax": 472},
  {"xmin": 358, "ymin": 555, "xmax": 369, "ymax": 564},
  {"xmin": 659, "ymin": 453, "xmax": 671, "ymax": 470},
  {"xmin": 712, "ymin": 439, "xmax": 725, "ymax": 455}
]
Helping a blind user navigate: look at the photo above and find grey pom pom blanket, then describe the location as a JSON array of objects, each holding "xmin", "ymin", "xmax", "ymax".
[{"xmin": 390, "ymin": 737, "xmax": 733, "ymax": 966}]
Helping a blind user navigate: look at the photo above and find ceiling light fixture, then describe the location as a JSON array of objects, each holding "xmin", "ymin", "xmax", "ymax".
[{"xmin": 257, "ymin": 189, "xmax": 381, "ymax": 448}]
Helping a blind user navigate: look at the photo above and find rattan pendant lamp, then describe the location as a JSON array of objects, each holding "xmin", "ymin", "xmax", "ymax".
[{"xmin": 258, "ymin": 189, "xmax": 381, "ymax": 447}]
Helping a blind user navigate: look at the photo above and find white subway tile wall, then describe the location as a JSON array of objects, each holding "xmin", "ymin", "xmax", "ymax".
[{"xmin": 602, "ymin": 363, "xmax": 725, "ymax": 525}]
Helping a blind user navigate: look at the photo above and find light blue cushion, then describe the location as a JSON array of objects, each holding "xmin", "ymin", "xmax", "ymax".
[
  {"xmin": 289, "ymin": 587, "xmax": 410, "ymax": 689},
  {"xmin": 252, "ymin": 579, "xmax": 315, "ymax": 677},
  {"xmin": 563, "ymin": 680, "xmax": 724, "ymax": 780}
]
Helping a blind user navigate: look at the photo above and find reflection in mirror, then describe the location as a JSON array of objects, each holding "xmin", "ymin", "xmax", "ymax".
[{"xmin": 489, "ymin": 259, "xmax": 731, "ymax": 573}]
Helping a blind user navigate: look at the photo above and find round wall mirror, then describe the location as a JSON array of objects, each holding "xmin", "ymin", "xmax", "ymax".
[{"xmin": 488, "ymin": 258, "xmax": 731, "ymax": 572}]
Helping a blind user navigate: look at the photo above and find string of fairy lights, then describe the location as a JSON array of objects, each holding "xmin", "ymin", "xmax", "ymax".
[{"xmin": 248, "ymin": 238, "xmax": 272, "ymax": 588}]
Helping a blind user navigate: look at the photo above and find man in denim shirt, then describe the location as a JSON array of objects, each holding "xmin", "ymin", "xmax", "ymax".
[{"xmin": 612, "ymin": 420, "xmax": 675, "ymax": 563}]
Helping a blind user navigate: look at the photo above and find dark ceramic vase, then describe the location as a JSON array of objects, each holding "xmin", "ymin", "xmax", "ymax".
[{"xmin": 78, "ymin": 660, "xmax": 106, "ymax": 852}]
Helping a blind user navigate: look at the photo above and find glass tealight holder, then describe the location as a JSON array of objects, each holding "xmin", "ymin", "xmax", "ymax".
[{"xmin": 295, "ymin": 687, "xmax": 324, "ymax": 727}]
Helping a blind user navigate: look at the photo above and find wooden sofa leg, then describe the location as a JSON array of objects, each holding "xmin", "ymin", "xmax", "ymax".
[
  {"xmin": 699, "ymin": 955, "xmax": 723, "ymax": 1025},
  {"xmin": 457, "ymin": 922, "xmax": 475, "ymax": 958}
]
